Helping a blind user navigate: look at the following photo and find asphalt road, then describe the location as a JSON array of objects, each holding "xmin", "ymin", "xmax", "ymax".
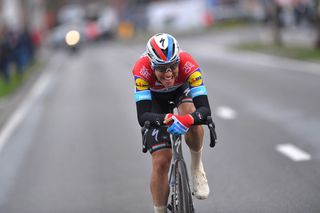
[{"xmin": 0, "ymin": 32, "xmax": 320, "ymax": 213}]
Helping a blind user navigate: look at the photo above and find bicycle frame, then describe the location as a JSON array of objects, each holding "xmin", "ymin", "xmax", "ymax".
[
  {"xmin": 168, "ymin": 134, "xmax": 187, "ymax": 185},
  {"xmin": 168, "ymin": 134, "xmax": 194, "ymax": 213}
]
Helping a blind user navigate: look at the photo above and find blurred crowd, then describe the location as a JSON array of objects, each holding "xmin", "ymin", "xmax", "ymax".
[
  {"xmin": 261, "ymin": 0, "xmax": 317, "ymax": 27},
  {"xmin": 291, "ymin": 0, "xmax": 315, "ymax": 26},
  {"xmin": 0, "ymin": 26, "xmax": 41, "ymax": 83},
  {"xmin": 1, "ymin": 0, "xmax": 318, "ymax": 84}
]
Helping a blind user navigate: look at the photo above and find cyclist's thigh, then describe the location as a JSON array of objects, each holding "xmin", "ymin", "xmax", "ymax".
[
  {"xmin": 145, "ymin": 126, "xmax": 171, "ymax": 154},
  {"xmin": 146, "ymin": 93, "xmax": 172, "ymax": 154}
]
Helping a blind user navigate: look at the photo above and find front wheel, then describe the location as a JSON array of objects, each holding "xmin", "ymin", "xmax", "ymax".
[{"xmin": 173, "ymin": 160, "xmax": 194, "ymax": 213}]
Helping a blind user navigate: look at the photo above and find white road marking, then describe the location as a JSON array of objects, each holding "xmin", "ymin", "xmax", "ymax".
[
  {"xmin": 276, "ymin": 144, "xmax": 311, "ymax": 161},
  {"xmin": 0, "ymin": 51, "xmax": 65, "ymax": 154},
  {"xmin": 216, "ymin": 106, "xmax": 237, "ymax": 120},
  {"xmin": 0, "ymin": 72, "xmax": 52, "ymax": 153}
]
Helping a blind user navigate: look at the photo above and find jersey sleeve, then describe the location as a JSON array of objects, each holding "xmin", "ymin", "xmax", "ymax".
[
  {"xmin": 134, "ymin": 75, "xmax": 151, "ymax": 102},
  {"xmin": 187, "ymin": 69, "xmax": 208, "ymax": 98},
  {"xmin": 132, "ymin": 56, "xmax": 152, "ymax": 102},
  {"xmin": 179, "ymin": 51, "xmax": 208, "ymax": 98},
  {"xmin": 187, "ymin": 70, "xmax": 210, "ymax": 124},
  {"xmin": 181, "ymin": 53, "xmax": 211, "ymax": 124}
]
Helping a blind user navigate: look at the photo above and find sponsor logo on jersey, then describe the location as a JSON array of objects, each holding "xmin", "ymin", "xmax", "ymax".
[
  {"xmin": 140, "ymin": 66, "xmax": 151, "ymax": 79},
  {"xmin": 135, "ymin": 76, "xmax": 149, "ymax": 91},
  {"xmin": 188, "ymin": 71, "xmax": 203, "ymax": 87},
  {"xmin": 183, "ymin": 61, "xmax": 195, "ymax": 74}
]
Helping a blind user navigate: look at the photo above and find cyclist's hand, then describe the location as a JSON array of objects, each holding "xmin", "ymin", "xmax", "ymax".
[{"xmin": 166, "ymin": 115, "xmax": 194, "ymax": 135}]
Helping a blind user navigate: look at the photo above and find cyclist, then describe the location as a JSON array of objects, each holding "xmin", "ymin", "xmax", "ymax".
[{"xmin": 132, "ymin": 33, "xmax": 214, "ymax": 213}]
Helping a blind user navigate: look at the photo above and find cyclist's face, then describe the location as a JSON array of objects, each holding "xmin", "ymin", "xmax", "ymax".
[{"xmin": 154, "ymin": 66, "xmax": 178, "ymax": 88}]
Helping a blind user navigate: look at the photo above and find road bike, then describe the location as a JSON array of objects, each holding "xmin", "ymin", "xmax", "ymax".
[{"xmin": 141, "ymin": 115, "xmax": 217, "ymax": 213}]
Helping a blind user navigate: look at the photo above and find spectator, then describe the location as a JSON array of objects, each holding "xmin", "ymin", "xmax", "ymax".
[
  {"xmin": 18, "ymin": 28, "xmax": 34, "ymax": 71},
  {"xmin": 31, "ymin": 30, "xmax": 42, "ymax": 50},
  {"xmin": 6, "ymin": 29, "xmax": 22, "ymax": 74},
  {"xmin": 0, "ymin": 27, "xmax": 11, "ymax": 83},
  {"xmin": 261, "ymin": 0, "xmax": 273, "ymax": 23},
  {"xmin": 275, "ymin": 0, "xmax": 285, "ymax": 28}
]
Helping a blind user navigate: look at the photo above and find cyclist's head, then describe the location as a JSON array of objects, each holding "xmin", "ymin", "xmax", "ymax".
[{"xmin": 146, "ymin": 33, "xmax": 180, "ymax": 71}]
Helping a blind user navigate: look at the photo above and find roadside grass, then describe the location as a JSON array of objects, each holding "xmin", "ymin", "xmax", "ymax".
[
  {"xmin": 0, "ymin": 61, "xmax": 40, "ymax": 99},
  {"xmin": 211, "ymin": 19, "xmax": 251, "ymax": 30},
  {"xmin": 235, "ymin": 42, "xmax": 320, "ymax": 61}
]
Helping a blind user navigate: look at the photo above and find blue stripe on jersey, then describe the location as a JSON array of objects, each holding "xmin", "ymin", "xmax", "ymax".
[
  {"xmin": 190, "ymin": 86, "xmax": 207, "ymax": 98},
  {"xmin": 135, "ymin": 90, "xmax": 152, "ymax": 102}
]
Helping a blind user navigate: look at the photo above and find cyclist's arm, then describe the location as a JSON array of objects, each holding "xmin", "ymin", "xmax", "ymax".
[
  {"xmin": 191, "ymin": 95, "xmax": 211, "ymax": 125},
  {"xmin": 136, "ymin": 100, "xmax": 166, "ymax": 127},
  {"xmin": 187, "ymin": 70, "xmax": 212, "ymax": 125}
]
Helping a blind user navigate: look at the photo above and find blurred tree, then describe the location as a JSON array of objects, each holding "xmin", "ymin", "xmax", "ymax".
[{"xmin": 315, "ymin": 0, "xmax": 320, "ymax": 49}]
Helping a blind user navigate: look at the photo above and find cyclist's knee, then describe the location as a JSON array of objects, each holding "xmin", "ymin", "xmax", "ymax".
[
  {"xmin": 185, "ymin": 125, "xmax": 204, "ymax": 151},
  {"xmin": 178, "ymin": 102, "xmax": 196, "ymax": 115},
  {"xmin": 186, "ymin": 125, "xmax": 204, "ymax": 139},
  {"xmin": 152, "ymin": 150, "xmax": 171, "ymax": 174}
]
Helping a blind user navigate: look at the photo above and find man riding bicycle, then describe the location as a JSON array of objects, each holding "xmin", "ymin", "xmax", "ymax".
[{"xmin": 132, "ymin": 33, "xmax": 214, "ymax": 213}]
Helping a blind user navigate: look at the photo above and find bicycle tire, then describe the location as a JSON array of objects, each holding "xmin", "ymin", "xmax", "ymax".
[{"xmin": 173, "ymin": 160, "xmax": 194, "ymax": 213}]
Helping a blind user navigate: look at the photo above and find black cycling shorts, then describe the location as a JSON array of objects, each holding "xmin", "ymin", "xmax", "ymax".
[{"xmin": 146, "ymin": 83, "xmax": 193, "ymax": 154}]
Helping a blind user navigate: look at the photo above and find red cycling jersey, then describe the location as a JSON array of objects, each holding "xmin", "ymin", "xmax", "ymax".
[{"xmin": 133, "ymin": 51, "xmax": 207, "ymax": 102}]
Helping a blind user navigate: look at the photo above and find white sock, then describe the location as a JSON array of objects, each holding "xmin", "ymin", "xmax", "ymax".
[
  {"xmin": 154, "ymin": 206, "xmax": 167, "ymax": 213},
  {"xmin": 190, "ymin": 148, "xmax": 204, "ymax": 173}
]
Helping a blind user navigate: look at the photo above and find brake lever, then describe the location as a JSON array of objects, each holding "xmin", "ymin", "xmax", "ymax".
[{"xmin": 206, "ymin": 116, "xmax": 217, "ymax": 148}]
